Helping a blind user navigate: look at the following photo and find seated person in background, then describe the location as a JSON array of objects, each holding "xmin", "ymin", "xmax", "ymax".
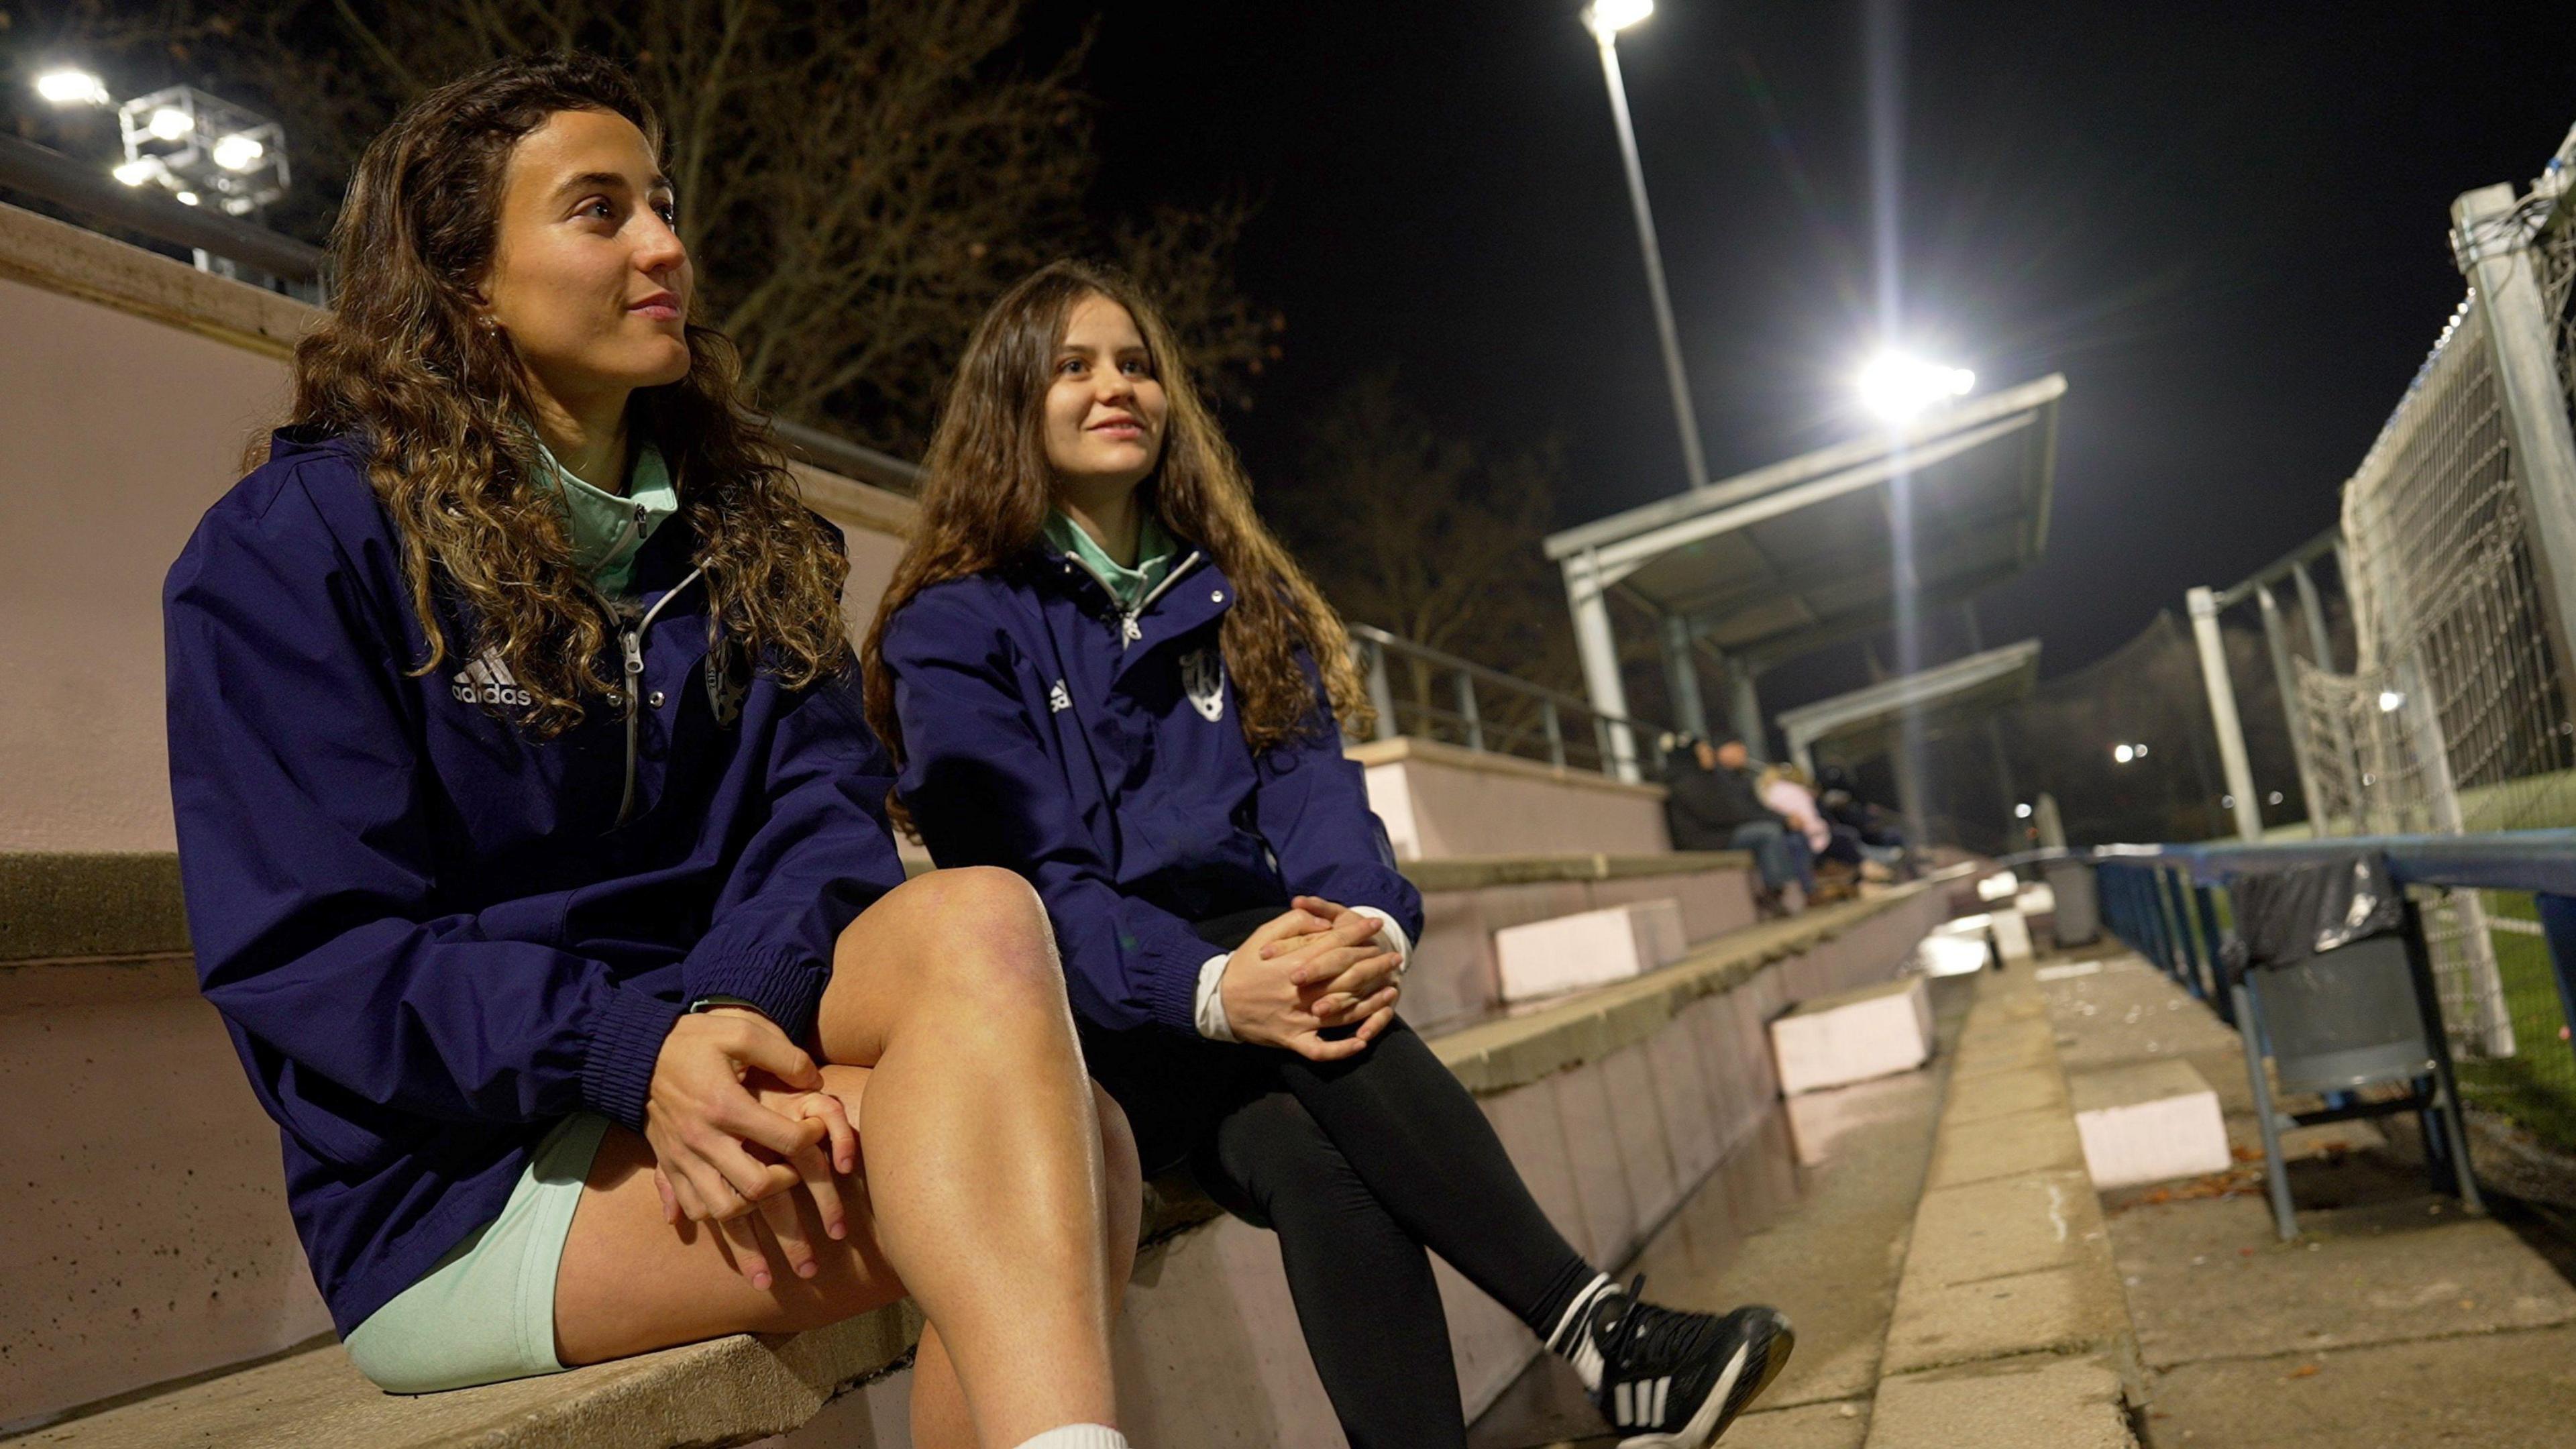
[
  {"xmin": 1817, "ymin": 765, "xmax": 1910, "ymax": 876},
  {"xmin": 1662, "ymin": 735, "xmax": 1817, "ymax": 910},
  {"xmin": 1757, "ymin": 764, "xmax": 1857, "ymax": 902}
]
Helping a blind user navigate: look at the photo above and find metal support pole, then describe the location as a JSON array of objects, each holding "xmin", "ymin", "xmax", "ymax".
[
  {"xmin": 1660, "ymin": 614, "xmax": 1709, "ymax": 739},
  {"xmin": 1543, "ymin": 700, "xmax": 1567, "ymax": 769},
  {"xmin": 1454, "ymin": 669, "xmax": 1485, "ymax": 753},
  {"xmin": 2255, "ymin": 583, "xmax": 2327, "ymax": 839},
  {"xmin": 2399, "ymin": 658, "xmax": 2517, "ymax": 1056},
  {"xmin": 2455, "ymin": 182, "xmax": 2576, "ymax": 731},
  {"xmin": 2292, "ymin": 559, "xmax": 2365, "ymax": 835},
  {"xmin": 1364, "ymin": 641, "xmax": 1399, "ymax": 742},
  {"xmin": 1564, "ymin": 551, "xmax": 1639, "ymax": 781},
  {"xmin": 1724, "ymin": 657, "xmax": 1764, "ymax": 758},
  {"xmin": 2292, "ymin": 559, "xmax": 2335, "ymax": 670},
  {"xmin": 1592, "ymin": 33, "xmax": 1712, "ymax": 495},
  {"xmin": 2187, "ymin": 585, "xmax": 2265, "ymax": 840}
]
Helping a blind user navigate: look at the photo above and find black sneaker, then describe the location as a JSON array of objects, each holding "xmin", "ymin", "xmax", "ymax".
[{"xmin": 1570, "ymin": 1277, "xmax": 1794, "ymax": 1447}]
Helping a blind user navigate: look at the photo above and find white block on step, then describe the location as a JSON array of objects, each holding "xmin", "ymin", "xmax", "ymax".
[
  {"xmin": 2071, "ymin": 1061, "xmax": 2232, "ymax": 1189},
  {"xmin": 1494, "ymin": 899, "xmax": 1686, "ymax": 1002},
  {"xmin": 1768, "ymin": 975, "xmax": 1934, "ymax": 1096},
  {"xmin": 1989, "ymin": 908, "xmax": 2035, "ymax": 963}
]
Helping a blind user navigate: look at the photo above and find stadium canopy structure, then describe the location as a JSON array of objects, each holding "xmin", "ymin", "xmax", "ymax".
[
  {"xmin": 1542, "ymin": 374, "xmax": 2065, "ymax": 779},
  {"xmin": 1775, "ymin": 639, "xmax": 2043, "ymax": 775}
]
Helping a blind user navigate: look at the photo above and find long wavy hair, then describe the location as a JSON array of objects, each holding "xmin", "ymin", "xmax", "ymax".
[
  {"xmin": 863, "ymin": 260, "xmax": 1368, "ymax": 784},
  {"xmin": 278, "ymin": 52, "xmax": 849, "ymax": 735}
]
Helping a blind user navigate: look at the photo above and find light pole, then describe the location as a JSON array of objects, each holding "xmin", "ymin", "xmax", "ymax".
[{"xmin": 1583, "ymin": 0, "xmax": 1711, "ymax": 494}]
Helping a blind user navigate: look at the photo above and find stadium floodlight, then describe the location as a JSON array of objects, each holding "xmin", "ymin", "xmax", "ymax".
[
  {"xmin": 114, "ymin": 85, "xmax": 290, "ymax": 223},
  {"xmin": 2377, "ymin": 689, "xmax": 2406, "ymax": 714},
  {"xmin": 36, "ymin": 68, "xmax": 112, "ymax": 107},
  {"xmin": 1585, "ymin": 0, "xmax": 1654, "ymax": 37},
  {"xmin": 2014, "ymin": 802, "xmax": 2033, "ymax": 819},
  {"xmin": 211, "ymin": 133, "xmax": 266, "ymax": 171},
  {"xmin": 2112, "ymin": 743, "xmax": 2133, "ymax": 763},
  {"xmin": 1858, "ymin": 350, "xmax": 1977, "ymax": 423}
]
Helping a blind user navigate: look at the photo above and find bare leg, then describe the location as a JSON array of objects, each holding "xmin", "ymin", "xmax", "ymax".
[
  {"xmin": 554, "ymin": 867, "xmax": 1131, "ymax": 1447},
  {"xmin": 810, "ymin": 867, "xmax": 1120, "ymax": 1444},
  {"xmin": 910, "ymin": 1082, "xmax": 1142, "ymax": 1448}
]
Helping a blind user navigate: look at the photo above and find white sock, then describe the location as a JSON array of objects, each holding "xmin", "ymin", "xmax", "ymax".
[
  {"xmin": 1008, "ymin": 1426, "xmax": 1128, "ymax": 1449},
  {"xmin": 1546, "ymin": 1273, "xmax": 1618, "ymax": 1391}
]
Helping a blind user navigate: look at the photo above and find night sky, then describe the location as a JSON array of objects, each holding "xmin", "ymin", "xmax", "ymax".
[{"xmin": 1061, "ymin": 0, "xmax": 2576, "ymax": 715}]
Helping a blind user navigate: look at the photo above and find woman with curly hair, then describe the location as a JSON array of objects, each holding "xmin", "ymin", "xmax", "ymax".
[
  {"xmin": 164, "ymin": 54, "xmax": 1134, "ymax": 1449},
  {"xmin": 863, "ymin": 260, "xmax": 1794, "ymax": 1449}
]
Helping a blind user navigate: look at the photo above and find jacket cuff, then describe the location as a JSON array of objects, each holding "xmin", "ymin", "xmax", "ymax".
[
  {"xmin": 1193, "ymin": 952, "xmax": 1238, "ymax": 1041},
  {"xmin": 1140, "ymin": 926, "xmax": 1213, "ymax": 1034},
  {"xmin": 684, "ymin": 945, "xmax": 828, "ymax": 1046},
  {"xmin": 581, "ymin": 987, "xmax": 688, "ymax": 1132},
  {"xmin": 1349, "ymin": 906, "xmax": 1413, "ymax": 968}
]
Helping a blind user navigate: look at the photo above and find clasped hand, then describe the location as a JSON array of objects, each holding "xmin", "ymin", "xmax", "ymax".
[
  {"xmin": 1218, "ymin": 894, "xmax": 1404, "ymax": 1061},
  {"xmin": 643, "ymin": 1006, "xmax": 862, "ymax": 1289}
]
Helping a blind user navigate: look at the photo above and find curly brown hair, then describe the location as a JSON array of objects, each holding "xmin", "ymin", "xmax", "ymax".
[
  {"xmin": 276, "ymin": 52, "xmax": 850, "ymax": 736},
  {"xmin": 862, "ymin": 260, "xmax": 1369, "ymax": 782}
]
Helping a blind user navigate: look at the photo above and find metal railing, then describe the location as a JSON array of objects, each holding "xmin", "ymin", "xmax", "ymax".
[
  {"xmin": 1346, "ymin": 624, "xmax": 1668, "ymax": 780},
  {"xmin": 2092, "ymin": 832, "xmax": 2576, "ymax": 1157}
]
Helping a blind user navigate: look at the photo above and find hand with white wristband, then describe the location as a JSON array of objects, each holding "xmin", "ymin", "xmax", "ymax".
[{"xmin": 1210, "ymin": 900, "xmax": 1404, "ymax": 1061}]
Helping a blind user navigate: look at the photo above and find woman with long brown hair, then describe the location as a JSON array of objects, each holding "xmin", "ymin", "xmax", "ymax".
[
  {"xmin": 864, "ymin": 260, "xmax": 1793, "ymax": 1448},
  {"xmin": 164, "ymin": 55, "xmax": 1136, "ymax": 1449}
]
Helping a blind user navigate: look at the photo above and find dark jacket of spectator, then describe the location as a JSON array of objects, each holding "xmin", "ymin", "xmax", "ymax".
[{"xmin": 1664, "ymin": 757, "xmax": 1780, "ymax": 849}]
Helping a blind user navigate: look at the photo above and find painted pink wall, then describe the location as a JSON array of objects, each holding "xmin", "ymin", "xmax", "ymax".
[
  {"xmin": 0, "ymin": 272, "xmax": 912, "ymax": 855},
  {"xmin": 0, "ymin": 274, "xmax": 292, "ymax": 852}
]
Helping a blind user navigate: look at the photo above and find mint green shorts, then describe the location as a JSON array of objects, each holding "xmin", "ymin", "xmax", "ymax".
[{"xmin": 343, "ymin": 1113, "xmax": 611, "ymax": 1394}]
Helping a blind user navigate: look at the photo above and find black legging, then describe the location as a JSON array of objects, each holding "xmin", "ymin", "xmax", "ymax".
[{"xmin": 1080, "ymin": 918, "xmax": 1597, "ymax": 1448}]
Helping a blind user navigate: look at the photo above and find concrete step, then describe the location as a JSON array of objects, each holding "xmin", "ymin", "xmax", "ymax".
[
  {"xmin": 1349, "ymin": 735, "xmax": 1671, "ymax": 860},
  {"xmin": 2068, "ymin": 1060, "xmax": 2231, "ymax": 1191},
  {"xmin": 1770, "ymin": 976, "xmax": 1935, "ymax": 1097},
  {"xmin": 1493, "ymin": 898, "xmax": 1686, "ymax": 1002},
  {"xmin": 3, "ymin": 850, "xmax": 1939, "ymax": 1447}
]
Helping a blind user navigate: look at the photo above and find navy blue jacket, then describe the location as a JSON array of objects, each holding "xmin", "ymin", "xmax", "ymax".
[
  {"xmin": 877, "ymin": 542, "xmax": 1421, "ymax": 1034},
  {"xmin": 163, "ymin": 431, "xmax": 904, "ymax": 1334}
]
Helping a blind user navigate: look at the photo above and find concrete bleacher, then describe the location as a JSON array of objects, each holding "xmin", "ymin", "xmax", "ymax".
[{"xmin": 0, "ymin": 839, "xmax": 1941, "ymax": 1446}]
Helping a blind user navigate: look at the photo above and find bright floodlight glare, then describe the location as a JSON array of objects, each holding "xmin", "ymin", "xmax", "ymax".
[
  {"xmin": 2014, "ymin": 802, "xmax": 2033, "ymax": 819},
  {"xmin": 2134, "ymin": 742, "xmax": 2150, "ymax": 758},
  {"xmin": 1585, "ymin": 0, "xmax": 1654, "ymax": 37},
  {"xmin": 211, "ymin": 133, "xmax": 266, "ymax": 171},
  {"xmin": 148, "ymin": 105, "xmax": 193, "ymax": 141},
  {"xmin": 111, "ymin": 158, "xmax": 160, "ymax": 186},
  {"xmin": 36, "ymin": 68, "xmax": 111, "ymax": 107},
  {"xmin": 2112, "ymin": 743, "xmax": 2134, "ymax": 763},
  {"xmin": 2377, "ymin": 689, "xmax": 2406, "ymax": 714},
  {"xmin": 1856, "ymin": 351, "xmax": 1976, "ymax": 423},
  {"xmin": 174, "ymin": 190, "xmax": 201, "ymax": 207}
]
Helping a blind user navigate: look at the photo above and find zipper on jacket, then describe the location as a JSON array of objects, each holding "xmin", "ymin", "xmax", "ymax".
[
  {"xmin": 612, "ymin": 567, "xmax": 704, "ymax": 828},
  {"xmin": 1061, "ymin": 548, "xmax": 1204, "ymax": 651}
]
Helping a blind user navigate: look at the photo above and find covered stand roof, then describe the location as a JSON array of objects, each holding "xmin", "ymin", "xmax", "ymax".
[
  {"xmin": 1544, "ymin": 374, "xmax": 2066, "ymax": 669},
  {"xmin": 1773, "ymin": 639, "xmax": 2043, "ymax": 771}
]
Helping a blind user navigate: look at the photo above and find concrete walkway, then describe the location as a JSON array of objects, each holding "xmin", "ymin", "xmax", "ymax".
[
  {"xmin": 1468, "ymin": 976, "xmax": 1976, "ymax": 1449},
  {"xmin": 2042, "ymin": 951, "xmax": 2576, "ymax": 1448}
]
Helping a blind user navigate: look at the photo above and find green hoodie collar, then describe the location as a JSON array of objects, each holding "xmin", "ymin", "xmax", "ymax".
[
  {"xmin": 533, "ymin": 437, "xmax": 678, "ymax": 598},
  {"xmin": 1044, "ymin": 508, "xmax": 1179, "ymax": 610}
]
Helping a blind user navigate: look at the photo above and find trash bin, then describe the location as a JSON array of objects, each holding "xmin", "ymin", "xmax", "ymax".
[
  {"xmin": 2222, "ymin": 852, "xmax": 2483, "ymax": 1240},
  {"xmin": 2042, "ymin": 858, "xmax": 2100, "ymax": 946}
]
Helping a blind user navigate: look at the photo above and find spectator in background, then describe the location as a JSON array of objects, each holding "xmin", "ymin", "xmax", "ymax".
[
  {"xmin": 1817, "ymin": 765, "xmax": 1909, "ymax": 877},
  {"xmin": 1758, "ymin": 763, "xmax": 1857, "ymax": 902},
  {"xmin": 1662, "ymin": 735, "xmax": 1816, "ymax": 911}
]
